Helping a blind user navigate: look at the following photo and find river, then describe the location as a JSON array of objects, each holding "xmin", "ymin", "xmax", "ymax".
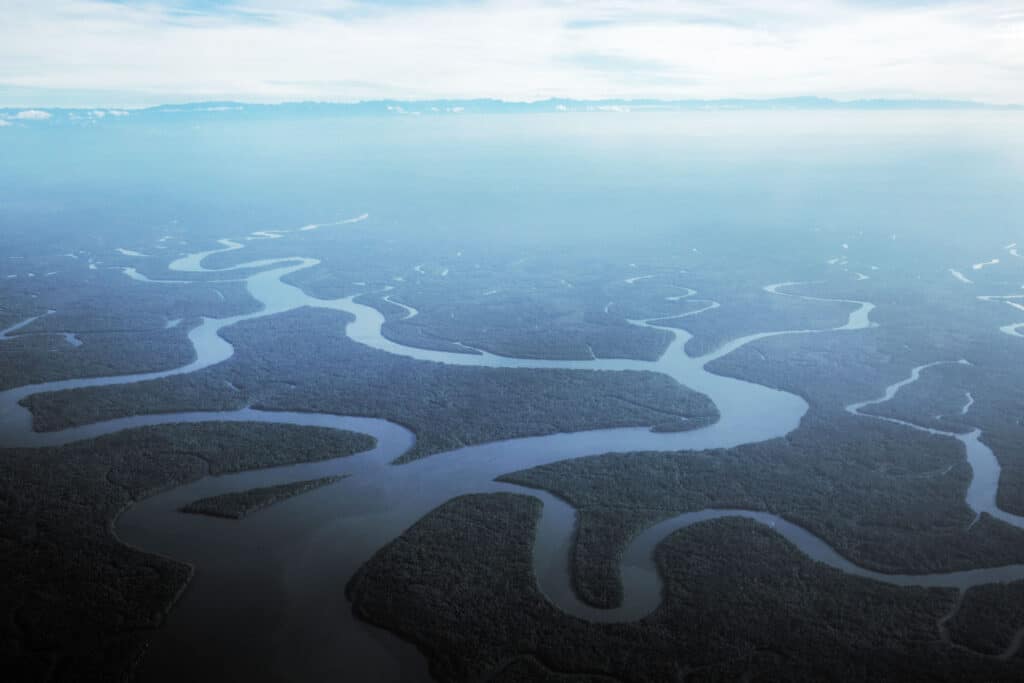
[{"xmin": 1, "ymin": 224, "xmax": 1023, "ymax": 680}]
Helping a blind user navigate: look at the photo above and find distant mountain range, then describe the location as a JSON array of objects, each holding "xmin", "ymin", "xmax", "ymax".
[{"xmin": 2, "ymin": 97, "xmax": 1021, "ymax": 123}]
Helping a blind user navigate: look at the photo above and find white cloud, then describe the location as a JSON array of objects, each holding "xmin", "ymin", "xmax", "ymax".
[
  {"xmin": 0, "ymin": 119, "xmax": 11, "ymax": 126},
  {"xmin": 13, "ymin": 109, "xmax": 52, "ymax": 119},
  {"xmin": 0, "ymin": 0, "xmax": 1021, "ymax": 106}
]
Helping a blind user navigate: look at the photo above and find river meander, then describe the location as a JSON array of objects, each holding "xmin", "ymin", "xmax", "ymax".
[{"xmin": 2, "ymin": 226, "xmax": 1023, "ymax": 680}]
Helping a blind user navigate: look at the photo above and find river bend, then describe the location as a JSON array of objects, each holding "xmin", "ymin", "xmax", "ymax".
[{"xmin": 2, "ymin": 224, "xmax": 1024, "ymax": 679}]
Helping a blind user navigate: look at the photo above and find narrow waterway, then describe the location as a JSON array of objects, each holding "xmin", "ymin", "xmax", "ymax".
[{"xmin": 2, "ymin": 224, "xmax": 1023, "ymax": 680}]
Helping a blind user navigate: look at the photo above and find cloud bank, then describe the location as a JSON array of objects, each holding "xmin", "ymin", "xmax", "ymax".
[
  {"xmin": 12, "ymin": 109, "xmax": 52, "ymax": 120},
  {"xmin": 1, "ymin": 0, "xmax": 1022, "ymax": 107}
]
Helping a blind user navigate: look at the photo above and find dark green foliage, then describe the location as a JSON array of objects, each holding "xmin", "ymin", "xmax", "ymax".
[
  {"xmin": 701, "ymin": 291, "xmax": 1024, "ymax": 519},
  {"xmin": 0, "ymin": 423, "xmax": 372, "ymax": 681},
  {"xmin": 490, "ymin": 657, "xmax": 622, "ymax": 682},
  {"xmin": 0, "ymin": 269, "xmax": 259, "ymax": 391},
  {"xmin": 381, "ymin": 319, "xmax": 480, "ymax": 355},
  {"xmin": 349, "ymin": 263, "xmax": 684, "ymax": 362},
  {"xmin": 348, "ymin": 493, "xmax": 1024, "ymax": 682},
  {"xmin": 181, "ymin": 475, "xmax": 345, "ymax": 519},
  {"xmin": 502, "ymin": 411, "xmax": 1024, "ymax": 608},
  {"xmin": 5, "ymin": 106, "xmax": 1024, "ymax": 683},
  {"xmin": 0, "ymin": 328, "xmax": 195, "ymax": 392},
  {"xmin": 948, "ymin": 581, "xmax": 1024, "ymax": 656},
  {"xmin": 674, "ymin": 282, "xmax": 856, "ymax": 357},
  {"xmin": 23, "ymin": 307, "xmax": 716, "ymax": 462}
]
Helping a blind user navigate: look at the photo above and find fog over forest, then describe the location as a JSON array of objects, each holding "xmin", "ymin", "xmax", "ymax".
[{"xmin": 3, "ymin": 15, "xmax": 1024, "ymax": 682}]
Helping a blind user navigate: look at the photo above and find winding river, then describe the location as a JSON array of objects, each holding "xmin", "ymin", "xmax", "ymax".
[
  {"xmin": 978, "ymin": 294, "xmax": 1024, "ymax": 338},
  {"xmin": 3, "ymin": 224, "xmax": 1024, "ymax": 680}
]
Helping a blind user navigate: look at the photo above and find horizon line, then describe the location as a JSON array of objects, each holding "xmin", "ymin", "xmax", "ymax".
[{"xmin": 2, "ymin": 95, "xmax": 1022, "ymax": 115}]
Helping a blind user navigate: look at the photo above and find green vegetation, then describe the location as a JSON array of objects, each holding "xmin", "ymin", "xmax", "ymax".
[
  {"xmin": 181, "ymin": 475, "xmax": 345, "ymax": 519},
  {"xmin": 0, "ymin": 422, "xmax": 373, "ymax": 681},
  {"xmin": 670, "ymin": 281, "xmax": 857, "ymax": 358},
  {"xmin": 380, "ymin": 298, "xmax": 675, "ymax": 361},
  {"xmin": 502, "ymin": 411, "xmax": 1024, "ymax": 609},
  {"xmin": 699, "ymin": 283, "xmax": 1024, "ymax": 519},
  {"xmin": 23, "ymin": 307, "xmax": 717, "ymax": 462},
  {"xmin": 0, "ymin": 268, "xmax": 259, "ymax": 391},
  {"xmin": 856, "ymin": 359, "xmax": 976, "ymax": 434},
  {"xmin": 354, "ymin": 293, "xmax": 482, "ymax": 355},
  {"xmin": 489, "ymin": 657, "xmax": 621, "ymax": 682},
  {"xmin": 348, "ymin": 493, "xmax": 1024, "ymax": 682},
  {"xmin": 948, "ymin": 580, "xmax": 1024, "ymax": 656},
  {"xmin": 308, "ymin": 257, "xmax": 702, "ymax": 362},
  {"xmin": 6, "ymin": 103, "xmax": 1024, "ymax": 683},
  {"xmin": 0, "ymin": 327, "xmax": 195, "ymax": 391},
  {"xmin": 986, "ymin": 431, "xmax": 1024, "ymax": 519}
]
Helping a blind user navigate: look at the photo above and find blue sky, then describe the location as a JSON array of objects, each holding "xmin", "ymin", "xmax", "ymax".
[{"xmin": 1, "ymin": 0, "xmax": 1022, "ymax": 107}]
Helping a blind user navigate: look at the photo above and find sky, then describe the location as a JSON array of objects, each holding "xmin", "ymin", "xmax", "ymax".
[{"xmin": 0, "ymin": 0, "xmax": 1022, "ymax": 107}]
